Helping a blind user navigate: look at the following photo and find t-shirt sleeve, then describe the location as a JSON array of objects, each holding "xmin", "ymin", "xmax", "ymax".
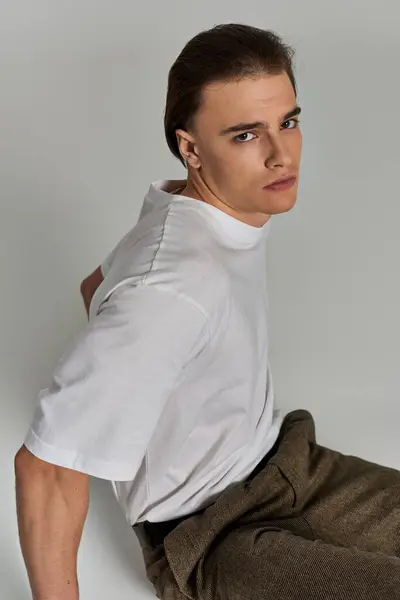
[{"xmin": 24, "ymin": 284, "xmax": 210, "ymax": 481}]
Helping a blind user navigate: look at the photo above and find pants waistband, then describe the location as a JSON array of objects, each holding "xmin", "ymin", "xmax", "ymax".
[{"xmin": 134, "ymin": 432, "xmax": 282, "ymax": 548}]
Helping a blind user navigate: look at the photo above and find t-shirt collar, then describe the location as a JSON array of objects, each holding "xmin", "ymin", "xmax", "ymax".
[{"xmin": 148, "ymin": 179, "xmax": 271, "ymax": 248}]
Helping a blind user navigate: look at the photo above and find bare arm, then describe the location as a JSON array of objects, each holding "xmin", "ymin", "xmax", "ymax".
[
  {"xmin": 80, "ymin": 266, "xmax": 104, "ymax": 318},
  {"xmin": 15, "ymin": 446, "xmax": 90, "ymax": 600}
]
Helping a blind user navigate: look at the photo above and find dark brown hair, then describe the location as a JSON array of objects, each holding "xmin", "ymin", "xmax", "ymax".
[{"xmin": 164, "ymin": 23, "xmax": 297, "ymax": 165}]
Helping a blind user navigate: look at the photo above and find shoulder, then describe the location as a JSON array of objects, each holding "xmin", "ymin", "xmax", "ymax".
[
  {"xmin": 145, "ymin": 206, "xmax": 230, "ymax": 322},
  {"xmin": 94, "ymin": 201, "xmax": 230, "ymax": 324}
]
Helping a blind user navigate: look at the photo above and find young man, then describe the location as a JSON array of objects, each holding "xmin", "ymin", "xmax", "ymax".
[{"xmin": 15, "ymin": 23, "xmax": 400, "ymax": 600}]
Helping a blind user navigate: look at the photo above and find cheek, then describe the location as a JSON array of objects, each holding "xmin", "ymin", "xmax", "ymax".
[
  {"xmin": 201, "ymin": 143, "xmax": 239, "ymax": 176},
  {"xmin": 200, "ymin": 140, "xmax": 265, "ymax": 186},
  {"xmin": 292, "ymin": 132, "xmax": 303, "ymax": 161}
]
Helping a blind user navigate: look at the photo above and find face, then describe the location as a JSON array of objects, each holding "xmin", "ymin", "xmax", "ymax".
[{"xmin": 176, "ymin": 72, "xmax": 303, "ymax": 226}]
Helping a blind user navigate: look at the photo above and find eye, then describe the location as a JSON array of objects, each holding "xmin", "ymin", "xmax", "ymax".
[
  {"xmin": 282, "ymin": 118, "xmax": 300, "ymax": 130},
  {"xmin": 232, "ymin": 132, "xmax": 257, "ymax": 143}
]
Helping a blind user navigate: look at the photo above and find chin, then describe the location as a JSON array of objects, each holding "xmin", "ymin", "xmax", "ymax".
[{"xmin": 265, "ymin": 194, "xmax": 298, "ymax": 216}]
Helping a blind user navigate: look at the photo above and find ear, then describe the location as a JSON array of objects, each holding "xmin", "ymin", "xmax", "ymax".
[{"xmin": 175, "ymin": 129, "xmax": 201, "ymax": 169}]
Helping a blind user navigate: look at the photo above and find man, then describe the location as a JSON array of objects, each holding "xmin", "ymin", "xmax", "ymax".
[{"xmin": 14, "ymin": 23, "xmax": 400, "ymax": 600}]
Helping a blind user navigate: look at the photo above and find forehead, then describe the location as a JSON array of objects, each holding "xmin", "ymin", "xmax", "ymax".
[{"xmin": 193, "ymin": 73, "xmax": 296, "ymax": 128}]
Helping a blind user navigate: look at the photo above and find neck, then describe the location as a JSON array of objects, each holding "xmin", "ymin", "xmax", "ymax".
[{"xmin": 179, "ymin": 170, "xmax": 270, "ymax": 228}]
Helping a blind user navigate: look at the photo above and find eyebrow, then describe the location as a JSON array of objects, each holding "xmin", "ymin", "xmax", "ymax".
[{"xmin": 219, "ymin": 106, "xmax": 302, "ymax": 136}]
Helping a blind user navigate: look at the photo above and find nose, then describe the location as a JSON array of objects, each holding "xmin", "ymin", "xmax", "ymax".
[{"xmin": 265, "ymin": 135, "xmax": 292, "ymax": 170}]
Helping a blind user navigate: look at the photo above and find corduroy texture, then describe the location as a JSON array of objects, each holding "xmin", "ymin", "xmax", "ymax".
[{"xmin": 135, "ymin": 409, "xmax": 400, "ymax": 599}]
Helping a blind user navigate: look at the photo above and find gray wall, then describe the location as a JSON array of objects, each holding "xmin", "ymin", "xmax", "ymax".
[{"xmin": 1, "ymin": 1, "xmax": 399, "ymax": 598}]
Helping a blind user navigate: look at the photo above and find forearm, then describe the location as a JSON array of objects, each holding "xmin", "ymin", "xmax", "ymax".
[{"xmin": 15, "ymin": 448, "xmax": 89, "ymax": 600}]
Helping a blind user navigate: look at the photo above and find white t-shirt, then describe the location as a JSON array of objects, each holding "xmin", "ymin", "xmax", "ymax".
[{"xmin": 24, "ymin": 179, "xmax": 283, "ymax": 525}]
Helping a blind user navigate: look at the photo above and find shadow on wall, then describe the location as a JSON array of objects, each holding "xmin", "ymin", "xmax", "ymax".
[
  {"xmin": 1, "ymin": 170, "xmax": 152, "ymax": 595},
  {"xmin": 88, "ymin": 478, "xmax": 152, "ymax": 590}
]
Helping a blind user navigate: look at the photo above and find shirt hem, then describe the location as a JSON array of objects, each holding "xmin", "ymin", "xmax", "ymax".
[{"xmin": 24, "ymin": 428, "xmax": 136, "ymax": 482}]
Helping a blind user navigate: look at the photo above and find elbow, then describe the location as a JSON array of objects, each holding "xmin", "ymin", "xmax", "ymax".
[
  {"xmin": 15, "ymin": 446, "xmax": 90, "ymax": 491},
  {"xmin": 14, "ymin": 445, "xmax": 52, "ymax": 479},
  {"xmin": 14, "ymin": 445, "xmax": 29, "ymax": 473},
  {"xmin": 14, "ymin": 446, "xmax": 39, "ymax": 481},
  {"xmin": 80, "ymin": 278, "xmax": 89, "ymax": 298},
  {"xmin": 80, "ymin": 267, "xmax": 104, "ymax": 300}
]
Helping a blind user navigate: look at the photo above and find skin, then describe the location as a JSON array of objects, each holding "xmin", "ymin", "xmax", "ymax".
[
  {"xmin": 80, "ymin": 266, "xmax": 104, "ymax": 318},
  {"xmin": 176, "ymin": 72, "xmax": 303, "ymax": 227},
  {"xmin": 14, "ymin": 274, "xmax": 100, "ymax": 600},
  {"xmin": 14, "ymin": 71, "xmax": 302, "ymax": 600}
]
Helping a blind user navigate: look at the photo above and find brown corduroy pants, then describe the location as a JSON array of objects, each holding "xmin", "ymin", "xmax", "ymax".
[{"xmin": 134, "ymin": 409, "xmax": 400, "ymax": 599}]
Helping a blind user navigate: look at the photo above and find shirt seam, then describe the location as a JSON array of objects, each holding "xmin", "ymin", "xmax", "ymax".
[
  {"xmin": 140, "ymin": 282, "xmax": 211, "ymax": 325},
  {"xmin": 137, "ymin": 204, "xmax": 213, "ymax": 325},
  {"xmin": 97, "ymin": 276, "xmax": 213, "ymax": 332},
  {"xmin": 141, "ymin": 203, "xmax": 172, "ymax": 287}
]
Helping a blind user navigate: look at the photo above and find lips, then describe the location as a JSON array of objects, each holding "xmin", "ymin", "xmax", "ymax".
[{"xmin": 265, "ymin": 176, "xmax": 297, "ymax": 191}]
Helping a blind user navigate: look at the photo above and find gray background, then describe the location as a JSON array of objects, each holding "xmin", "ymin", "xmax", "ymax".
[{"xmin": 1, "ymin": 1, "xmax": 399, "ymax": 598}]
